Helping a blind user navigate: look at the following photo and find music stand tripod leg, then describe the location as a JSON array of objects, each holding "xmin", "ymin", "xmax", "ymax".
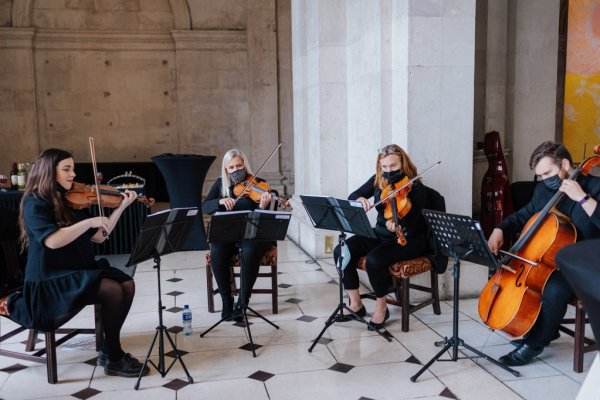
[
  {"xmin": 308, "ymin": 234, "xmax": 392, "ymax": 353},
  {"xmin": 410, "ymin": 255, "xmax": 519, "ymax": 382},
  {"xmin": 199, "ymin": 245, "xmax": 279, "ymax": 358},
  {"xmin": 134, "ymin": 255, "xmax": 193, "ymax": 390}
]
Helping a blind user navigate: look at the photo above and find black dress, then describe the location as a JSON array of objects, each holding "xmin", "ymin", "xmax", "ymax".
[{"xmin": 7, "ymin": 194, "xmax": 131, "ymax": 331}]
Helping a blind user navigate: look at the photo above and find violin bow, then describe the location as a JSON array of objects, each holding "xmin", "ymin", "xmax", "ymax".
[
  {"xmin": 233, "ymin": 143, "xmax": 282, "ymax": 203},
  {"xmin": 89, "ymin": 137, "xmax": 109, "ymax": 239},
  {"xmin": 372, "ymin": 161, "xmax": 441, "ymax": 208}
]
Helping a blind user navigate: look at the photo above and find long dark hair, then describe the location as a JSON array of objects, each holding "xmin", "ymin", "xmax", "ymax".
[{"xmin": 19, "ymin": 148, "xmax": 75, "ymax": 249}]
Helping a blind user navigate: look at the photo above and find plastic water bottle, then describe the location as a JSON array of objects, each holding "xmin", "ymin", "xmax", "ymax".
[{"xmin": 182, "ymin": 305, "xmax": 192, "ymax": 336}]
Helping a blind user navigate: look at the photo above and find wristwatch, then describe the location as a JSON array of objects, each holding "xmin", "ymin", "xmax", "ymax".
[{"xmin": 578, "ymin": 194, "xmax": 591, "ymax": 205}]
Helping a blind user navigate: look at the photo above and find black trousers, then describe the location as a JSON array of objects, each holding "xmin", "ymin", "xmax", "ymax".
[
  {"xmin": 557, "ymin": 239, "xmax": 600, "ymax": 342},
  {"xmin": 333, "ymin": 234, "xmax": 426, "ymax": 298},
  {"xmin": 209, "ymin": 240, "xmax": 272, "ymax": 301},
  {"xmin": 524, "ymin": 270, "xmax": 576, "ymax": 349}
]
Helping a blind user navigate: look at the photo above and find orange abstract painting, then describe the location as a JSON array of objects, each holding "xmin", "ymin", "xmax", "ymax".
[{"xmin": 563, "ymin": 0, "xmax": 600, "ymax": 158}]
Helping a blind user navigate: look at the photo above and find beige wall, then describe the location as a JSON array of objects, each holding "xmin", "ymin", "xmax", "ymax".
[{"xmin": 0, "ymin": 0, "xmax": 293, "ymax": 191}]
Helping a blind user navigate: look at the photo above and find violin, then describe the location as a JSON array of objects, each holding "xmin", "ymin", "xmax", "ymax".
[
  {"xmin": 380, "ymin": 176, "xmax": 412, "ymax": 245},
  {"xmin": 372, "ymin": 161, "xmax": 441, "ymax": 246},
  {"xmin": 65, "ymin": 182, "xmax": 155, "ymax": 209},
  {"xmin": 233, "ymin": 174, "xmax": 290, "ymax": 208}
]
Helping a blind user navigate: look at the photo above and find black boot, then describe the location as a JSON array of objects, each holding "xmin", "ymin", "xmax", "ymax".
[
  {"xmin": 231, "ymin": 296, "xmax": 248, "ymax": 323},
  {"xmin": 221, "ymin": 296, "xmax": 234, "ymax": 321}
]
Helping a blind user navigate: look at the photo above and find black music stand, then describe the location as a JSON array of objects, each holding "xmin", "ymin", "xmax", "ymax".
[
  {"xmin": 199, "ymin": 210, "xmax": 291, "ymax": 357},
  {"xmin": 410, "ymin": 210, "xmax": 519, "ymax": 382},
  {"xmin": 128, "ymin": 207, "xmax": 197, "ymax": 390},
  {"xmin": 300, "ymin": 195, "xmax": 393, "ymax": 353}
]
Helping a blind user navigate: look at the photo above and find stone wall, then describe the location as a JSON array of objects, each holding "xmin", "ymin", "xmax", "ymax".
[{"xmin": 0, "ymin": 0, "xmax": 293, "ymax": 191}]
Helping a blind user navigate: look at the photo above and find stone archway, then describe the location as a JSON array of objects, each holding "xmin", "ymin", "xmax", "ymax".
[{"xmin": 169, "ymin": 0, "xmax": 191, "ymax": 30}]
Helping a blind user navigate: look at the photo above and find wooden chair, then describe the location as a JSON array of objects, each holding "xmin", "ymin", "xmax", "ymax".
[
  {"xmin": 559, "ymin": 299, "xmax": 598, "ymax": 373},
  {"xmin": 205, "ymin": 190, "xmax": 282, "ymax": 314},
  {"xmin": 0, "ymin": 306, "xmax": 103, "ymax": 384},
  {"xmin": 0, "ymin": 207, "xmax": 103, "ymax": 384},
  {"xmin": 356, "ymin": 185, "xmax": 448, "ymax": 332},
  {"xmin": 205, "ymin": 245, "xmax": 278, "ymax": 314},
  {"xmin": 357, "ymin": 256, "xmax": 441, "ymax": 332}
]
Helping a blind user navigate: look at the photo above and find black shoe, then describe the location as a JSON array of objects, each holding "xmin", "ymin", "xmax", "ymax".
[
  {"xmin": 510, "ymin": 331, "xmax": 560, "ymax": 347},
  {"xmin": 337, "ymin": 305, "xmax": 367, "ymax": 322},
  {"xmin": 231, "ymin": 297, "xmax": 248, "ymax": 323},
  {"xmin": 499, "ymin": 343, "xmax": 543, "ymax": 366},
  {"xmin": 97, "ymin": 350, "xmax": 108, "ymax": 367},
  {"xmin": 221, "ymin": 296, "xmax": 234, "ymax": 321},
  {"xmin": 367, "ymin": 308, "xmax": 390, "ymax": 331},
  {"xmin": 104, "ymin": 353, "xmax": 149, "ymax": 378}
]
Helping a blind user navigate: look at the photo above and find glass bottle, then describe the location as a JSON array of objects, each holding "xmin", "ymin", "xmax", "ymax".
[
  {"xmin": 10, "ymin": 162, "xmax": 18, "ymax": 190},
  {"xmin": 17, "ymin": 163, "xmax": 26, "ymax": 191}
]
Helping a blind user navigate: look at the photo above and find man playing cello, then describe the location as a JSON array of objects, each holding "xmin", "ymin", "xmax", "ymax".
[{"xmin": 487, "ymin": 141, "xmax": 600, "ymax": 366}]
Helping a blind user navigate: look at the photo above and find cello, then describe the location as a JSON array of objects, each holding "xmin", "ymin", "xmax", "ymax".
[
  {"xmin": 480, "ymin": 131, "xmax": 513, "ymax": 238},
  {"xmin": 478, "ymin": 145, "xmax": 600, "ymax": 337}
]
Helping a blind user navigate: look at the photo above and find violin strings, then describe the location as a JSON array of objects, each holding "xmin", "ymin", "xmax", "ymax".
[{"xmin": 234, "ymin": 143, "xmax": 281, "ymax": 203}]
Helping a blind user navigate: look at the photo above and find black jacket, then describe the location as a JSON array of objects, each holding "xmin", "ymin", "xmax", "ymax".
[
  {"xmin": 498, "ymin": 174, "xmax": 600, "ymax": 241},
  {"xmin": 349, "ymin": 175, "xmax": 428, "ymax": 242}
]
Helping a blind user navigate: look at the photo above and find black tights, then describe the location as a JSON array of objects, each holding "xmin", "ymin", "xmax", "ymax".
[{"xmin": 87, "ymin": 278, "xmax": 135, "ymax": 361}]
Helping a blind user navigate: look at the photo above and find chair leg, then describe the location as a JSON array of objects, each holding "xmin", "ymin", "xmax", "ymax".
[
  {"xmin": 25, "ymin": 329, "xmax": 38, "ymax": 352},
  {"xmin": 94, "ymin": 304, "xmax": 103, "ymax": 352},
  {"xmin": 272, "ymin": 264, "xmax": 278, "ymax": 314},
  {"xmin": 431, "ymin": 270, "xmax": 441, "ymax": 315},
  {"xmin": 574, "ymin": 305, "xmax": 586, "ymax": 373},
  {"xmin": 206, "ymin": 263, "xmax": 215, "ymax": 313},
  {"xmin": 401, "ymin": 277, "xmax": 410, "ymax": 332},
  {"xmin": 45, "ymin": 331, "xmax": 57, "ymax": 384}
]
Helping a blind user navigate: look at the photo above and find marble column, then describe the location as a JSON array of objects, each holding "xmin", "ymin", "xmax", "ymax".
[
  {"xmin": 507, "ymin": 0, "xmax": 561, "ymax": 181},
  {"xmin": 290, "ymin": 0, "xmax": 475, "ymax": 249}
]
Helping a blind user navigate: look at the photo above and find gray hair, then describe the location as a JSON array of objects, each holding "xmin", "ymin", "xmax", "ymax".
[{"xmin": 220, "ymin": 149, "xmax": 254, "ymax": 197}]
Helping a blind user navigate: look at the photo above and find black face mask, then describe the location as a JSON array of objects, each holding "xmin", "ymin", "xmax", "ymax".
[
  {"xmin": 230, "ymin": 168, "xmax": 247, "ymax": 184},
  {"xmin": 382, "ymin": 169, "xmax": 405, "ymax": 183},
  {"xmin": 542, "ymin": 174, "xmax": 562, "ymax": 191}
]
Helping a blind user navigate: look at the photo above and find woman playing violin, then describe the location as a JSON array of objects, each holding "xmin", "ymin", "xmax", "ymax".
[
  {"xmin": 334, "ymin": 144, "xmax": 428, "ymax": 330},
  {"xmin": 202, "ymin": 148, "xmax": 274, "ymax": 321},
  {"xmin": 487, "ymin": 141, "xmax": 600, "ymax": 367},
  {"xmin": 1, "ymin": 149, "xmax": 148, "ymax": 378}
]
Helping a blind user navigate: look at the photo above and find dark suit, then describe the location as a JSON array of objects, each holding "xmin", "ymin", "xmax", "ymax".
[
  {"xmin": 556, "ymin": 240, "xmax": 600, "ymax": 342},
  {"xmin": 497, "ymin": 174, "xmax": 600, "ymax": 348}
]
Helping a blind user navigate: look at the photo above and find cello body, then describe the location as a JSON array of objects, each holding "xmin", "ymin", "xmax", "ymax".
[
  {"xmin": 480, "ymin": 131, "xmax": 513, "ymax": 238},
  {"xmin": 478, "ymin": 211, "xmax": 576, "ymax": 337}
]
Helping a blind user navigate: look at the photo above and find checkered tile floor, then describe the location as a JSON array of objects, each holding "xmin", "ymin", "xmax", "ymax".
[{"xmin": 0, "ymin": 240, "xmax": 595, "ymax": 399}]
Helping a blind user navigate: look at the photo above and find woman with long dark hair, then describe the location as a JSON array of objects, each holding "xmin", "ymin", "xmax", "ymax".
[{"xmin": 2, "ymin": 148, "xmax": 148, "ymax": 378}]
